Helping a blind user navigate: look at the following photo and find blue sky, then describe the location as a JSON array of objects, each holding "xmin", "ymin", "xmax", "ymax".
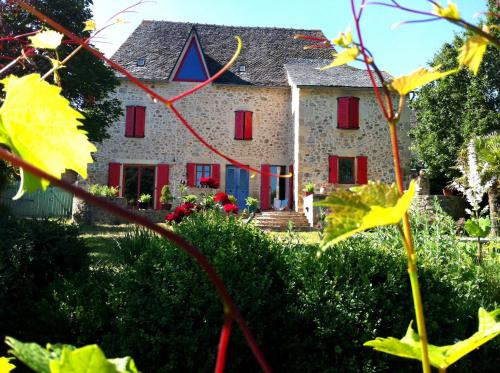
[{"xmin": 91, "ymin": 0, "xmax": 488, "ymax": 76}]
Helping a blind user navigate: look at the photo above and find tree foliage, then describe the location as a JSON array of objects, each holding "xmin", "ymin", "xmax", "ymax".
[
  {"xmin": 0, "ymin": 0, "xmax": 121, "ymax": 143},
  {"xmin": 410, "ymin": 1, "xmax": 500, "ymax": 181}
]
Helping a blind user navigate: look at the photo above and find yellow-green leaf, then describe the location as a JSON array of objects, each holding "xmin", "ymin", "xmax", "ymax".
[
  {"xmin": 321, "ymin": 46, "xmax": 359, "ymax": 70},
  {"xmin": 28, "ymin": 30, "xmax": 63, "ymax": 49},
  {"xmin": 0, "ymin": 357, "xmax": 15, "ymax": 373},
  {"xmin": 316, "ymin": 180, "xmax": 415, "ymax": 250},
  {"xmin": 0, "ymin": 74, "xmax": 96, "ymax": 199},
  {"xmin": 432, "ymin": 1, "xmax": 460, "ymax": 20},
  {"xmin": 458, "ymin": 35, "xmax": 489, "ymax": 75},
  {"xmin": 83, "ymin": 20, "xmax": 96, "ymax": 32},
  {"xmin": 364, "ymin": 308, "xmax": 500, "ymax": 369},
  {"xmin": 332, "ymin": 26, "xmax": 353, "ymax": 48},
  {"xmin": 389, "ymin": 66, "xmax": 458, "ymax": 95}
]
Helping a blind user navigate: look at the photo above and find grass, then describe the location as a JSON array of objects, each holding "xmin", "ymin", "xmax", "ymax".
[{"xmin": 79, "ymin": 224, "xmax": 133, "ymax": 263}]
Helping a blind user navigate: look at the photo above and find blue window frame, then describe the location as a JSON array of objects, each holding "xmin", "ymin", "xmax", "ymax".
[{"xmin": 195, "ymin": 164, "xmax": 212, "ymax": 187}]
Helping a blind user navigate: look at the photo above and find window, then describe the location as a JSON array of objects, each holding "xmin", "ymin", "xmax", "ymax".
[
  {"xmin": 186, "ymin": 163, "xmax": 221, "ymax": 187},
  {"xmin": 196, "ymin": 164, "xmax": 212, "ymax": 187},
  {"xmin": 338, "ymin": 158, "xmax": 355, "ymax": 184},
  {"xmin": 136, "ymin": 58, "xmax": 146, "ymax": 67},
  {"xmin": 125, "ymin": 106, "xmax": 146, "ymax": 138},
  {"xmin": 238, "ymin": 65, "xmax": 246, "ymax": 72},
  {"xmin": 329, "ymin": 155, "xmax": 368, "ymax": 184},
  {"xmin": 337, "ymin": 97, "xmax": 359, "ymax": 129},
  {"xmin": 235, "ymin": 111, "xmax": 253, "ymax": 140},
  {"xmin": 108, "ymin": 163, "xmax": 169, "ymax": 210},
  {"xmin": 123, "ymin": 165, "xmax": 155, "ymax": 208}
]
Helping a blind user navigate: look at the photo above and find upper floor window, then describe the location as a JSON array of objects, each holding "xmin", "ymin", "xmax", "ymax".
[
  {"xmin": 125, "ymin": 106, "xmax": 146, "ymax": 138},
  {"xmin": 337, "ymin": 96, "xmax": 359, "ymax": 129},
  {"xmin": 235, "ymin": 111, "xmax": 253, "ymax": 140}
]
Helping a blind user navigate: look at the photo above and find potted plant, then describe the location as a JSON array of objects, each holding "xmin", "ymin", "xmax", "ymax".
[
  {"xmin": 245, "ymin": 196, "xmax": 258, "ymax": 213},
  {"xmin": 304, "ymin": 182, "xmax": 315, "ymax": 196},
  {"xmin": 160, "ymin": 185, "xmax": 173, "ymax": 210},
  {"xmin": 138, "ymin": 193, "xmax": 152, "ymax": 209}
]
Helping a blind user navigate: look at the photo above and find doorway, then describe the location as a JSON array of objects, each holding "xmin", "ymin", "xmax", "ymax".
[
  {"xmin": 270, "ymin": 165, "xmax": 288, "ymax": 210},
  {"xmin": 225, "ymin": 165, "xmax": 250, "ymax": 208}
]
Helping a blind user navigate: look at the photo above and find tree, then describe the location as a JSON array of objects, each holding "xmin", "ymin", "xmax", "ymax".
[
  {"xmin": 410, "ymin": 0, "xmax": 500, "ymax": 184},
  {"xmin": 0, "ymin": 0, "xmax": 122, "ymax": 143}
]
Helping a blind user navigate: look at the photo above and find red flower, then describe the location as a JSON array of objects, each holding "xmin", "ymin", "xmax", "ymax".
[
  {"xmin": 214, "ymin": 192, "xmax": 230, "ymax": 205},
  {"xmin": 223, "ymin": 203, "xmax": 239, "ymax": 214},
  {"xmin": 166, "ymin": 213, "xmax": 175, "ymax": 222},
  {"xmin": 200, "ymin": 177, "xmax": 219, "ymax": 189}
]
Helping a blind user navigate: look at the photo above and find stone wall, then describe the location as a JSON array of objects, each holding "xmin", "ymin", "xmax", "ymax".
[
  {"xmin": 292, "ymin": 86, "xmax": 412, "ymax": 210},
  {"xmin": 88, "ymin": 81, "xmax": 293, "ymax": 205}
]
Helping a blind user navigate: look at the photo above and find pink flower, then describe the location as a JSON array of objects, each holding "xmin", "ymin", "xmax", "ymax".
[{"xmin": 223, "ymin": 203, "xmax": 239, "ymax": 214}]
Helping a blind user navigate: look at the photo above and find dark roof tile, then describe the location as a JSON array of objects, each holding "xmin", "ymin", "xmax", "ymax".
[{"xmin": 112, "ymin": 21, "xmax": 333, "ymax": 86}]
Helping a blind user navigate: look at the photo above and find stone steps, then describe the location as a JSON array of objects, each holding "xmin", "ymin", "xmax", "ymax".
[{"xmin": 253, "ymin": 211, "xmax": 311, "ymax": 231}]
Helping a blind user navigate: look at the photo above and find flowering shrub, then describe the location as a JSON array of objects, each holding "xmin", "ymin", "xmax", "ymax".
[
  {"xmin": 166, "ymin": 192, "xmax": 237, "ymax": 224},
  {"xmin": 200, "ymin": 177, "xmax": 219, "ymax": 189}
]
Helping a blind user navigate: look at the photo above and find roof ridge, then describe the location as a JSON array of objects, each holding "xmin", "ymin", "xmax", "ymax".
[{"xmin": 140, "ymin": 19, "xmax": 324, "ymax": 33}]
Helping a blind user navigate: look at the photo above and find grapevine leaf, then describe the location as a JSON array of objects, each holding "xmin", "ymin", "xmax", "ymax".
[
  {"xmin": 389, "ymin": 66, "xmax": 458, "ymax": 95},
  {"xmin": 49, "ymin": 345, "xmax": 141, "ymax": 373},
  {"xmin": 321, "ymin": 46, "xmax": 359, "ymax": 70},
  {"xmin": 83, "ymin": 20, "xmax": 96, "ymax": 32},
  {"xmin": 28, "ymin": 30, "xmax": 63, "ymax": 49},
  {"xmin": 5, "ymin": 337, "xmax": 50, "ymax": 373},
  {"xmin": 432, "ymin": 1, "xmax": 460, "ymax": 20},
  {"xmin": 0, "ymin": 74, "xmax": 96, "ymax": 199},
  {"xmin": 0, "ymin": 357, "xmax": 15, "ymax": 372},
  {"xmin": 316, "ymin": 180, "xmax": 415, "ymax": 250},
  {"xmin": 364, "ymin": 308, "xmax": 500, "ymax": 369},
  {"xmin": 458, "ymin": 34, "xmax": 489, "ymax": 75},
  {"xmin": 332, "ymin": 26, "xmax": 353, "ymax": 47}
]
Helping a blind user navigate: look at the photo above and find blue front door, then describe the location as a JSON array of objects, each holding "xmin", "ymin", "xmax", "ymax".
[{"xmin": 225, "ymin": 166, "xmax": 249, "ymax": 208}]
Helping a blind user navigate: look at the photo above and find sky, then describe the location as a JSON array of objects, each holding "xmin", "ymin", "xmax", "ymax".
[{"xmin": 90, "ymin": 0, "xmax": 489, "ymax": 77}]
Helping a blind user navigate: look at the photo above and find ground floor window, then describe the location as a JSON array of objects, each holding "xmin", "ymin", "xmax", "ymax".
[
  {"xmin": 338, "ymin": 157, "xmax": 355, "ymax": 184},
  {"xmin": 196, "ymin": 164, "xmax": 212, "ymax": 187},
  {"xmin": 123, "ymin": 165, "xmax": 155, "ymax": 208}
]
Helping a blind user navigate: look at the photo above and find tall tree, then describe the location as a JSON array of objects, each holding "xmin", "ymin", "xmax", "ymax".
[
  {"xmin": 0, "ymin": 0, "xmax": 121, "ymax": 143},
  {"xmin": 409, "ymin": 0, "xmax": 500, "ymax": 183}
]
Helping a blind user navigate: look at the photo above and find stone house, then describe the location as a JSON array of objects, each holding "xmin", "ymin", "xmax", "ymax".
[{"xmin": 88, "ymin": 20, "xmax": 411, "ymax": 212}]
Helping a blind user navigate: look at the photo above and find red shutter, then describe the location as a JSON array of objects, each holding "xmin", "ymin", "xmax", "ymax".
[
  {"xmin": 288, "ymin": 164, "xmax": 294, "ymax": 210},
  {"xmin": 356, "ymin": 156, "xmax": 368, "ymax": 184},
  {"xmin": 329, "ymin": 156, "xmax": 338, "ymax": 184},
  {"xmin": 349, "ymin": 97, "xmax": 359, "ymax": 129},
  {"xmin": 125, "ymin": 106, "xmax": 135, "ymax": 137},
  {"xmin": 244, "ymin": 111, "xmax": 253, "ymax": 140},
  {"xmin": 108, "ymin": 163, "xmax": 121, "ymax": 193},
  {"xmin": 260, "ymin": 164, "xmax": 271, "ymax": 210},
  {"xmin": 235, "ymin": 111, "xmax": 244, "ymax": 140},
  {"xmin": 337, "ymin": 97, "xmax": 349, "ymax": 129},
  {"xmin": 155, "ymin": 164, "xmax": 170, "ymax": 209},
  {"xmin": 211, "ymin": 164, "xmax": 220, "ymax": 186},
  {"xmin": 186, "ymin": 163, "xmax": 196, "ymax": 187},
  {"xmin": 134, "ymin": 106, "xmax": 146, "ymax": 137}
]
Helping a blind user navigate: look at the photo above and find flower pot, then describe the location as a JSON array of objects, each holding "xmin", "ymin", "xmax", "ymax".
[
  {"xmin": 161, "ymin": 202, "xmax": 172, "ymax": 210},
  {"xmin": 305, "ymin": 191, "xmax": 313, "ymax": 196},
  {"xmin": 139, "ymin": 201, "xmax": 149, "ymax": 209}
]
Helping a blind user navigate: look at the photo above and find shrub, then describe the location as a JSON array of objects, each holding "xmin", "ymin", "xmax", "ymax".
[
  {"xmin": 0, "ymin": 215, "xmax": 89, "ymax": 347},
  {"xmin": 87, "ymin": 184, "xmax": 118, "ymax": 198},
  {"xmin": 55, "ymin": 209, "xmax": 498, "ymax": 372}
]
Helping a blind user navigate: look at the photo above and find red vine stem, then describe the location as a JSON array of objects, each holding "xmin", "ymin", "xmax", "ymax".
[
  {"xmin": 11, "ymin": 0, "xmax": 288, "ymax": 179},
  {"xmin": 351, "ymin": 0, "xmax": 393, "ymax": 121},
  {"xmin": 215, "ymin": 315, "xmax": 233, "ymax": 373},
  {"xmin": 0, "ymin": 148, "xmax": 271, "ymax": 373}
]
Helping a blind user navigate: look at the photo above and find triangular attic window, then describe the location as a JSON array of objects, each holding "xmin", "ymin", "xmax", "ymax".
[{"xmin": 172, "ymin": 35, "xmax": 209, "ymax": 82}]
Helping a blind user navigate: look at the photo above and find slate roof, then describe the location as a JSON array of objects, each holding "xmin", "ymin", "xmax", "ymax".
[
  {"xmin": 285, "ymin": 59, "xmax": 392, "ymax": 88},
  {"xmin": 112, "ymin": 20, "xmax": 333, "ymax": 86}
]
